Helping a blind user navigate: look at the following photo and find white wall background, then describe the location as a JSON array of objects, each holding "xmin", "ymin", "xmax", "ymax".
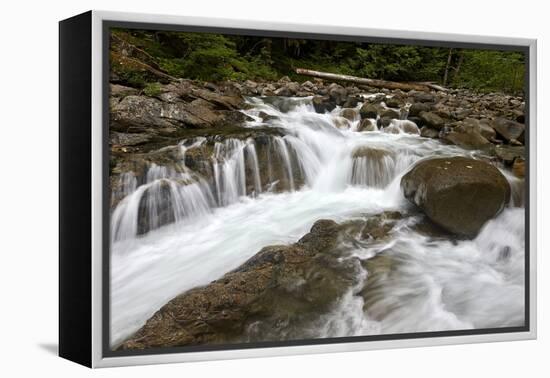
[{"xmin": 0, "ymin": 0, "xmax": 546, "ymax": 376}]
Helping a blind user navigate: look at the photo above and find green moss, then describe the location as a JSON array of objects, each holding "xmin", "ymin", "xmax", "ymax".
[{"xmin": 142, "ymin": 82, "xmax": 163, "ymax": 97}]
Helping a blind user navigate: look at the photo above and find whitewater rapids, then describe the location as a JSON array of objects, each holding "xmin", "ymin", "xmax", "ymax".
[{"xmin": 110, "ymin": 96, "xmax": 525, "ymax": 346}]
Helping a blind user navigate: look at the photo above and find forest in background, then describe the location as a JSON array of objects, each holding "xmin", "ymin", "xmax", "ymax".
[{"xmin": 111, "ymin": 29, "xmax": 525, "ymax": 94}]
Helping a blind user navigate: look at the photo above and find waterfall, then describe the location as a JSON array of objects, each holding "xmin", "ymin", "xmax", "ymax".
[
  {"xmin": 245, "ymin": 139, "xmax": 262, "ymax": 196},
  {"xmin": 351, "ymin": 153, "xmax": 397, "ymax": 188},
  {"xmin": 284, "ymin": 135, "xmax": 322, "ymax": 186},
  {"xmin": 213, "ymin": 139, "xmax": 247, "ymax": 206},
  {"xmin": 110, "ymin": 95, "xmax": 524, "ymax": 346},
  {"xmin": 501, "ymin": 169, "xmax": 525, "ymax": 207},
  {"xmin": 110, "ymin": 171, "xmax": 214, "ymax": 242},
  {"xmin": 109, "ymin": 97, "xmax": 464, "ymax": 240},
  {"xmin": 273, "ymin": 136, "xmax": 295, "ymax": 191},
  {"xmin": 109, "ymin": 96, "xmax": 518, "ymax": 241}
]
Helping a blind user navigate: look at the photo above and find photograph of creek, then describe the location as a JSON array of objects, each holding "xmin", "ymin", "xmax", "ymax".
[{"xmin": 107, "ymin": 29, "xmax": 527, "ymax": 351}]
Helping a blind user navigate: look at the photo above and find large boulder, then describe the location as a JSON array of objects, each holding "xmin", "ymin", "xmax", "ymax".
[
  {"xmin": 110, "ymin": 84, "xmax": 246, "ymax": 132},
  {"xmin": 401, "ymin": 157, "xmax": 511, "ymax": 237}
]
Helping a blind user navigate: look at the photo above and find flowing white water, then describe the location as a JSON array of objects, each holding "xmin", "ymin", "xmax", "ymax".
[
  {"xmin": 110, "ymin": 96, "xmax": 525, "ymax": 346},
  {"xmin": 311, "ymin": 207, "xmax": 525, "ymax": 336}
]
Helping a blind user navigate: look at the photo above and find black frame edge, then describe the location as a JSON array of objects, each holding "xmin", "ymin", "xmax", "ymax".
[{"xmin": 59, "ymin": 10, "xmax": 93, "ymax": 368}]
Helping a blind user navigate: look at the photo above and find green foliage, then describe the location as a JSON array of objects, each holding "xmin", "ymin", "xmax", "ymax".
[
  {"xmin": 111, "ymin": 29, "xmax": 525, "ymax": 94},
  {"xmin": 452, "ymin": 50, "xmax": 525, "ymax": 93},
  {"xmin": 143, "ymin": 82, "xmax": 163, "ymax": 97}
]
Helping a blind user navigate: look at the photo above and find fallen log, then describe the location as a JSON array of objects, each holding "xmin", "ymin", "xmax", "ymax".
[
  {"xmin": 111, "ymin": 52, "xmax": 180, "ymax": 83},
  {"xmin": 295, "ymin": 68, "xmax": 446, "ymax": 92}
]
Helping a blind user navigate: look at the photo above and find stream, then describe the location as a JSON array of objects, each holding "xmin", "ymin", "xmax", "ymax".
[{"xmin": 109, "ymin": 96, "xmax": 525, "ymax": 347}]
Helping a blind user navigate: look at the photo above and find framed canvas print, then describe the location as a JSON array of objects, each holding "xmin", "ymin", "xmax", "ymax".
[{"xmin": 59, "ymin": 10, "xmax": 537, "ymax": 368}]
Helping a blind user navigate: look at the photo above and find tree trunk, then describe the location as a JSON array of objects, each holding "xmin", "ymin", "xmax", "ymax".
[
  {"xmin": 443, "ymin": 48, "xmax": 453, "ymax": 86},
  {"xmin": 295, "ymin": 68, "xmax": 446, "ymax": 92},
  {"xmin": 453, "ymin": 51, "xmax": 465, "ymax": 81}
]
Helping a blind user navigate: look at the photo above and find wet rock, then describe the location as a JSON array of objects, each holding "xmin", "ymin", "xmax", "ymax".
[
  {"xmin": 137, "ymin": 180, "xmax": 178, "ymax": 235},
  {"xmin": 451, "ymin": 108, "xmax": 472, "ymax": 120},
  {"xmin": 411, "ymin": 216, "xmax": 453, "ymax": 238},
  {"xmin": 494, "ymin": 145, "xmax": 525, "ymax": 165},
  {"xmin": 110, "ymin": 93, "xmax": 245, "ymax": 132},
  {"xmin": 275, "ymin": 82, "xmax": 300, "ymax": 97},
  {"xmin": 190, "ymin": 88, "xmax": 244, "ymax": 111},
  {"xmin": 408, "ymin": 102, "xmax": 432, "ymax": 117},
  {"xmin": 359, "ymin": 211, "xmax": 403, "ymax": 240},
  {"xmin": 401, "ymin": 157, "xmax": 511, "ymax": 237},
  {"xmin": 380, "ymin": 108, "xmax": 400, "ymax": 119},
  {"xmin": 110, "ymin": 96, "xmax": 173, "ymax": 131},
  {"xmin": 333, "ymin": 116, "xmax": 351, "ymax": 130},
  {"xmin": 296, "ymin": 91, "xmax": 314, "ymax": 97},
  {"xmin": 412, "ymin": 92, "xmax": 436, "ymax": 103},
  {"xmin": 418, "ymin": 111, "xmax": 446, "ymax": 130},
  {"xmin": 312, "ymin": 95, "xmax": 336, "ymax": 113},
  {"xmin": 512, "ymin": 158, "xmax": 525, "ymax": 178},
  {"xmin": 204, "ymin": 82, "xmax": 219, "ymax": 92},
  {"xmin": 328, "ymin": 83, "xmax": 348, "ymax": 106},
  {"xmin": 343, "ymin": 96, "xmax": 362, "ymax": 108},
  {"xmin": 110, "ymin": 132, "xmax": 153, "ymax": 147},
  {"xmin": 420, "ymin": 126, "xmax": 439, "ymax": 139},
  {"xmin": 360, "ymin": 253, "xmax": 397, "ymax": 316},
  {"xmin": 341, "ymin": 108, "xmax": 359, "ymax": 121},
  {"xmin": 359, "ymin": 103, "xmax": 382, "ymax": 119},
  {"xmin": 490, "ymin": 117, "xmax": 525, "ymax": 142},
  {"xmin": 398, "ymin": 120, "xmax": 420, "ymax": 135},
  {"xmin": 515, "ymin": 113, "xmax": 525, "ymax": 124},
  {"xmin": 118, "ymin": 213, "xmax": 402, "ymax": 349},
  {"xmin": 301, "ymin": 80, "xmax": 315, "ymax": 90},
  {"xmin": 110, "ymin": 83, "xmax": 139, "ymax": 98},
  {"xmin": 407, "ymin": 116, "xmax": 423, "ymax": 126},
  {"xmin": 377, "ymin": 117, "xmax": 393, "ymax": 128},
  {"xmin": 382, "ymin": 120, "xmax": 419, "ymax": 135},
  {"xmin": 384, "ymin": 97, "xmax": 402, "ymax": 108},
  {"xmin": 440, "ymin": 120, "xmax": 492, "ymax": 150},
  {"xmin": 261, "ymin": 85, "xmax": 276, "ymax": 97},
  {"xmin": 258, "ymin": 111, "xmax": 278, "ymax": 122},
  {"xmin": 352, "ymin": 146, "xmax": 393, "ymax": 160},
  {"xmin": 477, "ymin": 119, "xmax": 497, "ymax": 141},
  {"xmin": 357, "ymin": 118, "xmax": 377, "ymax": 132},
  {"xmin": 278, "ymin": 76, "xmax": 291, "ymax": 84}
]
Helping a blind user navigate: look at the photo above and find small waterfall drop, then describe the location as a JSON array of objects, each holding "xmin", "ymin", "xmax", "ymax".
[
  {"xmin": 273, "ymin": 136, "xmax": 296, "ymax": 191},
  {"xmin": 245, "ymin": 139, "xmax": 262, "ymax": 196}
]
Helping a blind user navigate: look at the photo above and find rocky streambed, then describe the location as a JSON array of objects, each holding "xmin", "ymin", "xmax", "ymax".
[{"xmin": 109, "ymin": 77, "xmax": 526, "ymax": 350}]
